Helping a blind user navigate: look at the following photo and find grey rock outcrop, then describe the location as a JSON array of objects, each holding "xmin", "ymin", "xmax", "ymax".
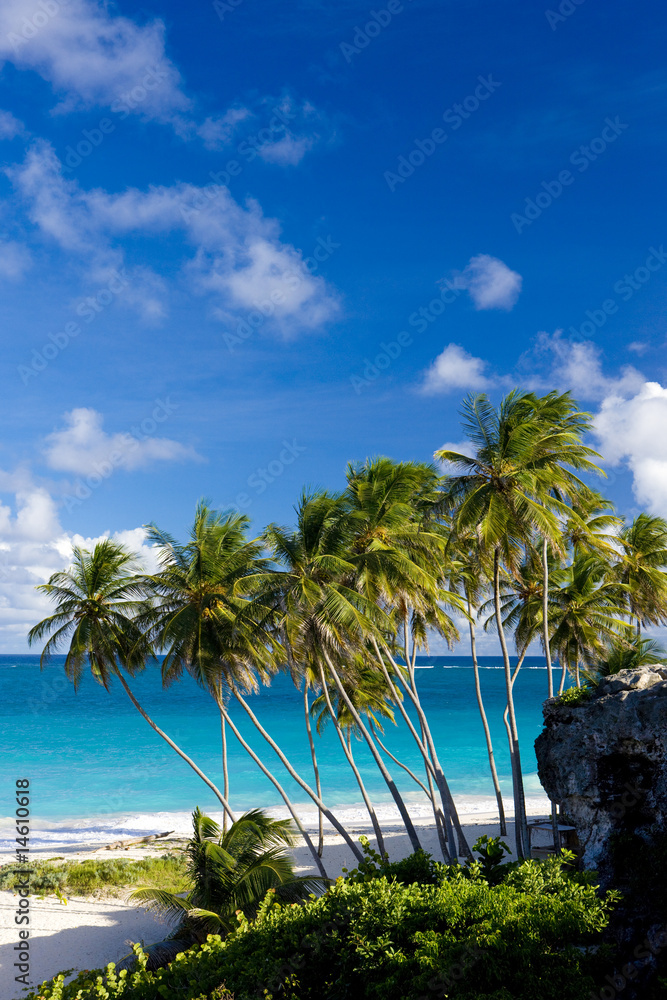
[{"xmin": 534, "ymin": 665, "xmax": 667, "ymax": 885}]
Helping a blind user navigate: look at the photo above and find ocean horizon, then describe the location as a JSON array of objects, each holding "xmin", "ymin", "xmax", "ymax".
[{"xmin": 2, "ymin": 654, "xmax": 561, "ymax": 849}]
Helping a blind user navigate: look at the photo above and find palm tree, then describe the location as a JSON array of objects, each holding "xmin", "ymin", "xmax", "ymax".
[
  {"xmin": 583, "ymin": 632, "xmax": 667, "ymax": 684},
  {"xmin": 437, "ymin": 391, "xmax": 570, "ymax": 857},
  {"xmin": 616, "ymin": 513, "xmax": 667, "ymax": 634},
  {"xmin": 143, "ymin": 502, "xmax": 364, "ymax": 873},
  {"xmin": 550, "ymin": 554, "xmax": 628, "ymax": 690},
  {"xmin": 28, "ymin": 539, "xmax": 236, "ymax": 823},
  {"xmin": 342, "ymin": 457, "xmax": 470, "ymax": 857},
  {"xmin": 526, "ymin": 392, "xmax": 603, "ymax": 699},
  {"xmin": 255, "ymin": 489, "xmax": 423, "ymax": 855},
  {"xmin": 130, "ymin": 807, "xmax": 323, "ymax": 949}
]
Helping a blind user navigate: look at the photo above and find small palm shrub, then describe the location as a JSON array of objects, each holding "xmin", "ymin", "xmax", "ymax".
[{"xmin": 130, "ymin": 807, "xmax": 324, "ymax": 941}]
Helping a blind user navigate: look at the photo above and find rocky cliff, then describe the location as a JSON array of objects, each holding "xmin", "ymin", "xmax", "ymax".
[{"xmin": 535, "ymin": 665, "xmax": 667, "ymax": 886}]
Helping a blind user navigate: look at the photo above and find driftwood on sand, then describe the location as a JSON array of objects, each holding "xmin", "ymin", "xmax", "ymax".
[{"xmin": 103, "ymin": 830, "xmax": 175, "ymax": 851}]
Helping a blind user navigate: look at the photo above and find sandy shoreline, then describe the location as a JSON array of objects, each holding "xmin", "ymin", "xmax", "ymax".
[{"xmin": 0, "ymin": 797, "xmax": 553, "ymax": 997}]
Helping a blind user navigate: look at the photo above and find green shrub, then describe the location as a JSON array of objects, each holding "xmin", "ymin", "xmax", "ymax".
[
  {"xmin": 0, "ymin": 854, "xmax": 189, "ymax": 899},
  {"xmin": 554, "ymin": 686, "xmax": 592, "ymax": 707},
  {"xmin": 24, "ymin": 852, "xmax": 619, "ymax": 1000}
]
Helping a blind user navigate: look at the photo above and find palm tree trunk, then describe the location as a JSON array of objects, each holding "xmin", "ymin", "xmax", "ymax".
[
  {"xmin": 303, "ymin": 686, "xmax": 325, "ymax": 857},
  {"xmin": 468, "ymin": 598, "xmax": 507, "ymax": 837},
  {"xmin": 371, "ymin": 723, "xmax": 436, "ymax": 799},
  {"xmin": 115, "ymin": 672, "xmax": 236, "ymax": 825},
  {"xmin": 407, "ymin": 659, "xmax": 471, "ymax": 859},
  {"xmin": 558, "ymin": 660, "xmax": 567, "ymax": 695},
  {"xmin": 502, "ymin": 651, "xmax": 530, "ymax": 857},
  {"xmin": 316, "ymin": 662, "xmax": 386, "ymax": 854},
  {"xmin": 374, "ymin": 640, "xmax": 471, "ymax": 860},
  {"xmin": 574, "ymin": 657, "xmax": 581, "ymax": 688},
  {"xmin": 214, "ymin": 694, "xmax": 329, "ymax": 878},
  {"xmin": 220, "ymin": 710, "xmax": 229, "ymax": 834},
  {"xmin": 321, "ymin": 650, "xmax": 423, "ymax": 854},
  {"xmin": 400, "ymin": 614, "xmax": 454, "ymax": 860},
  {"xmin": 494, "ymin": 548, "xmax": 529, "ymax": 859},
  {"xmin": 543, "ymin": 535, "xmax": 554, "ymax": 699},
  {"xmin": 375, "ymin": 655, "xmax": 454, "ymax": 861},
  {"xmin": 229, "ymin": 689, "xmax": 364, "ymax": 862}
]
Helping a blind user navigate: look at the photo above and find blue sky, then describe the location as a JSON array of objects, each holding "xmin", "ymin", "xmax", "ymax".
[{"xmin": 0, "ymin": 0, "xmax": 665, "ymax": 651}]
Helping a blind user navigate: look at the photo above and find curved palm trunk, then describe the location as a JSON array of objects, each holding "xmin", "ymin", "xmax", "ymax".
[
  {"xmin": 115, "ymin": 672, "xmax": 236, "ymax": 825},
  {"xmin": 468, "ymin": 598, "xmax": 507, "ymax": 837},
  {"xmin": 321, "ymin": 650, "xmax": 422, "ymax": 854},
  {"xmin": 543, "ymin": 535, "xmax": 554, "ymax": 699},
  {"xmin": 422, "ymin": 753, "xmax": 450, "ymax": 862},
  {"xmin": 317, "ymin": 662, "xmax": 386, "ymax": 854},
  {"xmin": 229, "ymin": 689, "xmax": 364, "ymax": 862},
  {"xmin": 375, "ymin": 640, "xmax": 471, "ymax": 860},
  {"xmin": 494, "ymin": 548, "xmax": 529, "ymax": 859},
  {"xmin": 303, "ymin": 686, "xmax": 325, "ymax": 857},
  {"xmin": 502, "ymin": 651, "xmax": 529, "ymax": 855},
  {"xmin": 214, "ymin": 695, "xmax": 328, "ymax": 878},
  {"xmin": 558, "ymin": 660, "xmax": 568, "ymax": 695},
  {"xmin": 373, "ymin": 648, "xmax": 458, "ymax": 861},
  {"xmin": 371, "ymin": 724, "xmax": 431, "ymax": 796},
  {"xmin": 405, "ymin": 658, "xmax": 470, "ymax": 859},
  {"xmin": 574, "ymin": 657, "xmax": 581, "ymax": 688},
  {"xmin": 400, "ymin": 615, "xmax": 453, "ymax": 860},
  {"xmin": 220, "ymin": 710, "xmax": 229, "ymax": 834}
]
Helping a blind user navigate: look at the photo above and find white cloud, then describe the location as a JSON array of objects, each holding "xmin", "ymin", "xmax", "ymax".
[
  {"xmin": 420, "ymin": 343, "xmax": 492, "ymax": 395},
  {"xmin": 450, "ymin": 254, "xmax": 522, "ymax": 311},
  {"xmin": 0, "ymin": 240, "xmax": 31, "ymax": 279},
  {"xmin": 536, "ymin": 331, "xmax": 644, "ymax": 401},
  {"xmin": 197, "ymin": 95, "xmax": 331, "ymax": 167},
  {"xmin": 8, "ymin": 140, "xmax": 339, "ymax": 334},
  {"xmin": 43, "ymin": 408, "xmax": 202, "ymax": 476},
  {"xmin": 0, "ymin": 483, "xmax": 160, "ymax": 651},
  {"xmin": 594, "ymin": 381, "xmax": 667, "ymax": 516},
  {"xmin": 196, "ymin": 107, "xmax": 252, "ymax": 149},
  {"xmin": 258, "ymin": 134, "xmax": 315, "ymax": 166},
  {"xmin": 0, "ymin": 109, "xmax": 24, "ymax": 139},
  {"xmin": 0, "ymin": 0, "xmax": 189, "ymax": 124}
]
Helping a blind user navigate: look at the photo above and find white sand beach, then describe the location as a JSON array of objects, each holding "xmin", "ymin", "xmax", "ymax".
[{"xmin": 0, "ymin": 797, "xmax": 553, "ymax": 996}]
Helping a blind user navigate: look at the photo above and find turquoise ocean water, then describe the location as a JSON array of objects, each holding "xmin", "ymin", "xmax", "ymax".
[{"xmin": 1, "ymin": 655, "xmax": 560, "ymax": 847}]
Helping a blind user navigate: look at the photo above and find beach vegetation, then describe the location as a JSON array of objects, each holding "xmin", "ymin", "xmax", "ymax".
[
  {"xmin": 129, "ymin": 807, "xmax": 323, "ymax": 942},
  {"xmin": 24, "ymin": 849, "xmax": 619, "ymax": 1000},
  {"xmin": 0, "ymin": 853, "xmax": 189, "ymax": 899}
]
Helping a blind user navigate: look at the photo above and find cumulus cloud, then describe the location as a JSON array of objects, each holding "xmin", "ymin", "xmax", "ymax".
[
  {"xmin": 420, "ymin": 343, "xmax": 492, "ymax": 395},
  {"xmin": 0, "ymin": 0, "xmax": 189, "ymax": 124},
  {"xmin": 450, "ymin": 254, "xmax": 522, "ymax": 311},
  {"xmin": 0, "ymin": 109, "xmax": 24, "ymax": 139},
  {"xmin": 7, "ymin": 140, "xmax": 339, "ymax": 334},
  {"xmin": 0, "ymin": 240, "xmax": 31, "ymax": 279},
  {"xmin": 0, "ymin": 483, "xmax": 160, "ymax": 651},
  {"xmin": 535, "ymin": 331, "xmax": 644, "ymax": 401},
  {"xmin": 43, "ymin": 408, "xmax": 201, "ymax": 476},
  {"xmin": 594, "ymin": 381, "xmax": 667, "ymax": 516}
]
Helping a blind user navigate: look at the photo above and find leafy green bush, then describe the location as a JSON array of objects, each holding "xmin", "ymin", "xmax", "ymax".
[
  {"xmin": 24, "ymin": 852, "xmax": 618, "ymax": 1000},
  {"xmin": 0, "ymin": 854, "xmax": 189, "ymax": 899},
  {"xmin": 342, "ymin": 835, "xmax": 442, "ymax": 885},
  {"xmin": 554, "ymin": 686, "xmax": 592, "ymax": 707}
]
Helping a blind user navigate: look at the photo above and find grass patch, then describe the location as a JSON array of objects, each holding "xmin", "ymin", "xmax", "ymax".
[{"xmin": 0, "ymin": 853, "xmax": 191, "ymax": 898}]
